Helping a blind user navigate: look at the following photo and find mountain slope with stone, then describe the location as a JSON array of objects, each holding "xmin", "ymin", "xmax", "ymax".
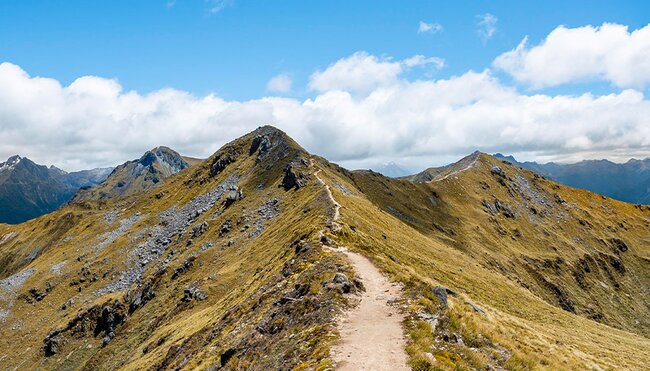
[
  {"xmin": 0, "ymin": 127, "xmax": 649, "ymax": 370},
  {"xmin": 0, "ymin": 155, "xmax": 112, "ymax": 224}
]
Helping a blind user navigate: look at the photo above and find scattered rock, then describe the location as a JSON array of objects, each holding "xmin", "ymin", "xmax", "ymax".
[
  {"xmin": 220, "ymin": 348, "xmax": 237, "ymax": 368},
  {"xmin": 94, "ymin": 176, "xmax": 238, "ymax": 296},
  {"xmin": 172, "ymin": 258, "xmax": 195, "ymax": 280},
  {"xmin": 219, "ymin": 220, "xmax": 233, "ymax": 235},
  {"xmin": 128, "ymin": 282, "xmax": 156, "ymax": 314},
  {"xmin": 27, "ymin": 287, "xmax": 47, "ymax": 302},
  {"xmin": 182, "ymin": 286, "xmax": 208, "ymax": 302},
  {"xmin": 44, "ymin": 300, "xmax": 127, "ymax": 356},
  {"xmin": 191, "ymin": 221, "xmax": 209, "ymax": 238},
  {"xmin": 294, "ymin": 240, "xmax": 311, "ymax": 255},
  {"xmin": 320, "ymin": 235, "xmax": 334, "ymax": 246},
  {"xmin": 50, "ymin": 261, "xmax": 67, "ymax": 275},
  {"xmin": 608, "ymin": 238, "xmax": 629, "ymax": 253},
  {"xmin": 43, "ymin": 335, "xmax": 60, "ymax": 356}
]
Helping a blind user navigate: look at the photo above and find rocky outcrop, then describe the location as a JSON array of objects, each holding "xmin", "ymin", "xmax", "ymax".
[
  {"xmin": 281, "ymin": 158, "xmax": 310, "ymax": 191},
  {"xmin": 43, "ymin": 300, "xmax": 127, "ymax": 356}
]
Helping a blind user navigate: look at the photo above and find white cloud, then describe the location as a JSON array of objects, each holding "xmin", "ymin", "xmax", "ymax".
[
  {"xmin": 266, "ymin": 74, "xmax": 292, "ymax": 94},
  {"xmin": 494, "ymin": 23, "xmax": 650, "ymax": 89},
  {"xmin": 477, "ymin": 13, "xmax": 497, "ymax": 42},
  {"xmin": 308, "ymin": 52, "xmax": 444, "ymax": 93},
  {"xmin": 418, "ymin": 21, "xmax": 443, "ymax": 34},
  {"xmin": 206, "ymin": 0, "xmax": 233, "ymax": 14},
  {"xmin": 1, "ymin": 55, "xmax": 650, "ymax": 173}
]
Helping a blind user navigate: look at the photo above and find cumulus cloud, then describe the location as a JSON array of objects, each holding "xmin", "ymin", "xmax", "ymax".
[
  {"xmin": 308, "ymin": 52, "xmax": 445, "ymax": 93},
  {"xmin": 476, "ymin": 13, "xmax": 497, "ymax": 42},
  {"xmin": 494, "ymin": 23, "xmax": 650, "ymax": 89},
  {"xmin": 266, "ymin": 74, "xmax": 292, "ymax": 94},
  {"xmin": 418, "ymin": 21, "xmax": 443, "ymax": 34},
  {"xmin": 1, "ymin": 54, "xmax": 650, "ymax": 173}
]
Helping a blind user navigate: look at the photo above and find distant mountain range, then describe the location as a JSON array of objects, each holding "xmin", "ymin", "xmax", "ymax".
[
  {"xmin": 493, "ymin": 153, "xmax": 650, "ymax": 204},
  {"xmin": 0, "ymin": 155, "xmax": 112, "ymax": 224}
]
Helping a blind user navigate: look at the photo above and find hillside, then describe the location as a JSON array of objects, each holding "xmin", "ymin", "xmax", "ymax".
[
  {"xmin": 0, "ymin": 127, "xmax": 649, "ymax": 370},
  {"xmin": 0, "ymin": 156, "xmax": 111, "ymax": 224},
  {"xmin": 493, "ymin": 153, "xmax": 650, "ymax": 205}
]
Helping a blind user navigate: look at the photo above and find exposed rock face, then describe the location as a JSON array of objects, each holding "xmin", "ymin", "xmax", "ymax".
[
  {"xmin": 250, "ymin": 134, "xmax": 272, "ymax": 158},
  {"xmin": 210, "ymin": 150, "xmax": 238, "ymax": 177},
  {"xmin": 43, "ymin": 300, "xmax": 127, "ymax": 356},
  {"xmin": 281, "ymin": 159, "xmax": 310, "ymax": 191}
]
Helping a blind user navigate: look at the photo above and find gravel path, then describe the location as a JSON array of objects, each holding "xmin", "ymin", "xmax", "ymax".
[{"xmin": 312, "ymin": 159, "xmax": 409, "ymax": 370}]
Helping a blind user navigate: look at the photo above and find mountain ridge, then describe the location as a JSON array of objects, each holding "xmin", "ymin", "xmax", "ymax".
[{"xmin": 0, "ymin": 126, "xmax": 648, "ymax": 370}]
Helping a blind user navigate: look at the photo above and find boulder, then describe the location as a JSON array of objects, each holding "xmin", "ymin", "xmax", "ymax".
[
  {"xmin": 281, "ymin": 164, "xmax": 309, "ymax": 191},
  {"xmin": 431, "ymin": 285, "xmax": 448, "ymax": 308},
  {"xmin": 182, "ymin": 286, "xmax": 208, "ymax": 302},
  {"xmin": 333, "ymin": 273, "xmax": 352, "ymax": 293},
  {"xmin": 491, "ymin": 166, "xmax": 506, "ymax": 177}
]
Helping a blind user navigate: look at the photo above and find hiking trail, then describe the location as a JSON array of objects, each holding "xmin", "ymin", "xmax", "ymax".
[{"xmin": 312, "ymin": 159, "xmax": 409, "ymax": 370}]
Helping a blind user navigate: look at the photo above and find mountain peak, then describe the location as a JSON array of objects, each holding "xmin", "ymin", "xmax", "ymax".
[{"xmin": 0, "ymin": 155, "xmax": 23, "ymax": 172}]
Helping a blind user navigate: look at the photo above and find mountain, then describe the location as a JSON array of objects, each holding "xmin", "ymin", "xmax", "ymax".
[
  {"xmin": 72, "ymin": 146, "xmax": 191, "ymax": 202},
  {"xmin": 0, "ymin": 156, "xmax": 112, "ymax": 224},
  {"xmin": 493, "ymin": 153, "xmax": 650, "ymax": 204},
  {"xmin": 403, "ymin": 151, "xmax": 481, "ymax": 183},
  {"xmin": 0, "ymin": 127, "xmax": 649, "ymax": 370}
]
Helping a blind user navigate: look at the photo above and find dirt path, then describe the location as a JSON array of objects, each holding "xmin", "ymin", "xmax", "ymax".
[
  {"xmin": 312, "ymin": 159, "xmax": 409, "ymax": 370},
  {"xmin": 328, "ymin": 247, "xmax": 409, "ymax": 370},
  {"xmin": 313, "ymin": 166, "xmax": 341, "ymax": 221}
]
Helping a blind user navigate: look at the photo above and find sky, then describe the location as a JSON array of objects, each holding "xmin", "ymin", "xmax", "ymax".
[{"xmin": 1, "ymin": 0, "xmax": 650, "ymax": 172}]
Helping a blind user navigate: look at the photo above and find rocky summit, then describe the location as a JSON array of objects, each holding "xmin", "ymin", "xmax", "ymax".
[
  {"xmin": 0, "ymin": 126, "xmax": 649, "ymax": 370},
  {"xmin": 72, "ymin": 146, "xmax": 196, "ymax": 202}
]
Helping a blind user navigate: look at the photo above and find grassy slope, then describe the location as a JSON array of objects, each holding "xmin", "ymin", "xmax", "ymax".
[{"xmin": 315, "ymin": 153, "xmax": 650, "ymax": 370}]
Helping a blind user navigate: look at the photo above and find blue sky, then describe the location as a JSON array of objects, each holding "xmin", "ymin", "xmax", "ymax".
[
  {"xmin": 1, "ymin": 0, "xmax": 648, "ymax": 100},
  {"xmin": 1, "ymin": 1, "xmax": 650, "ymax": 172}
]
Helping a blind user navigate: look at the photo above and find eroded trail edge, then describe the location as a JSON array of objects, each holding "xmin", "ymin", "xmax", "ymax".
[{"xmin": 313, "ymin": 160, "xmax": 409, "ymax": 370}]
